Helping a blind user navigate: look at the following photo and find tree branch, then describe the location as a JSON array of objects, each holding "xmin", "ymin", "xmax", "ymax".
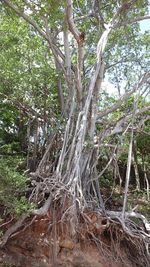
[
  {"xmin": 66, "ymin": 0, "xmax": 84, "ymax": 105},
  {"xmin": 66, "ymin": 0, "xmax": 80, "ymax": 42},
  {"xmin": 2, "ymin": 0, "xmax": 48, "ymax": 40},
  {"xmin": 118, "ymin": 15, "xmax": 150, "ymax": 28},
  {"xmin": 2, "ymin": 0, "xmax": 65, "ymax": 63},
  {"xmin": 99, "ymin": 105, "xmax": 150, "ymax": 139},
  {"xmin": 97, "ymin": 72, "xmax": 150, "ymax": 120}
]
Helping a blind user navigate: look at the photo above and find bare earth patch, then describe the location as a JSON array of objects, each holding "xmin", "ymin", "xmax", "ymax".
[{"xmin": 1, "ymin": 210, "xmax": 149, "ymax": 267}]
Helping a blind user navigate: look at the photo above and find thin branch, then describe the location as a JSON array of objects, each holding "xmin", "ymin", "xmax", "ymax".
[
  {"xmin": 88, "ymin": 145, "xmax": 117, "ymax": 184},
  {"xmin": 2, "ymin": 0, "xmax": 65, "ymax": 62},
  {"xmin": 2, "ymin": 0, "xmax": 48, "ymax": 40},
  {"xmin": 97, "ymin": 72, "xmax": 150, "ymax": 120},
  {"xmin": 0, "ymin": 92, "xmax": 43, "ymax": 118},
  {"xmin": 66, "ymin": 0, "xmax": 80, "ymax": 41},
  {"xmin": 118, "ymin": 15, "xmax": 150, "ymax": 28},
  {"xmin": 0, "ymin": 214, "xmax": 28, "ymax": 248},
  {"xmin": 74, "ymin": 12, "xmax": 94, "ymax": 22},
  {"xmin": 97, "ymin": 104, "xmax": 150, "ymax": 142}
]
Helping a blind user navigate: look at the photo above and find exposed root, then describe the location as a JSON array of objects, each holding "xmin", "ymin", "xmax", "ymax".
[
  {"xmin": 0, "ymin": 193, "xmax": 150, "ymax": 267},
  {"xmin": 0, "ymin": 214, "xmax": 28, "ymax": 248}
]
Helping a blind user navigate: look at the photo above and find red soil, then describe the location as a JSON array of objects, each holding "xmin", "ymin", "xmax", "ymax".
[{"xmin": 0, "ymin": 211, "xmax": 143, "ymax": 267}]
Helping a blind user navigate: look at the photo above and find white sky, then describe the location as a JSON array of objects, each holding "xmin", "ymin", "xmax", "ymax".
[{"xmin": 140, "ymin": 5, "xmax": 150, "ymax": 33}]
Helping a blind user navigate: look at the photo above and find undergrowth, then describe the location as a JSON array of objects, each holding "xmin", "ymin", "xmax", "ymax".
[{"xmin": 0, "ymin": 156, "xmax": 32, "ymax": 217}]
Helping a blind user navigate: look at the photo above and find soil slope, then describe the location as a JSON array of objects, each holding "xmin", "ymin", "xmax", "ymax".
[{"xmin": 1, "ymin": 211, "xmax": 148, "ymax": 267}]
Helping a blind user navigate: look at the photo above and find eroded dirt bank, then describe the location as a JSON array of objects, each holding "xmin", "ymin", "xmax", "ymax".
[{"xmin": 1, "ymin": 210, "xmax": 149, "ymax": 267}]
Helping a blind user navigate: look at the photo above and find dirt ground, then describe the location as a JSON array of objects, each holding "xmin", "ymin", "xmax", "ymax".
[{"xmin": 1, "ymin": 212, "xmax": 148, "ymax": 267}]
